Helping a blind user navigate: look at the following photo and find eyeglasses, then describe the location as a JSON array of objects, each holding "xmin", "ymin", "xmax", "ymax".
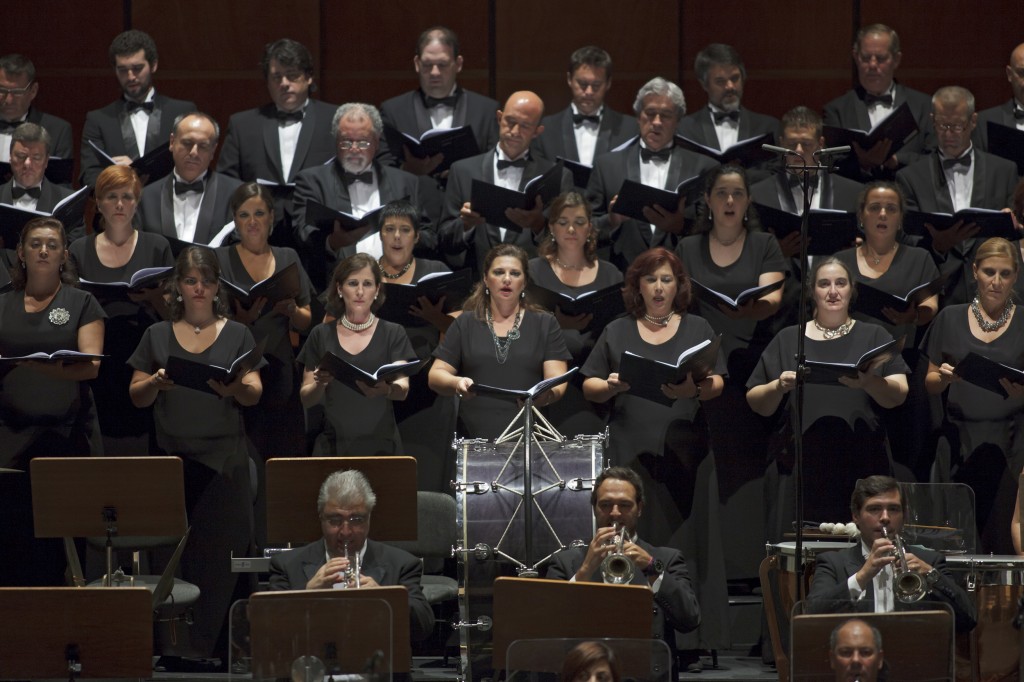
[
  {"xmin": 321, "ymin": 514, "xmax": 368, "ymax": 528},
  {"xmin": 11, "ymin": 152, "xmax": 45, "ymax": 164},
  {"xmin": 0, "ymin": 85, "xmax": 32, "ymax": 98},
  {"xmin": 338, "ymin": 140, "xmax": 373, "ymax": 150},
  {"xmin": 934, "ymin": 121, "xmax": 969, "ymax": 133}
]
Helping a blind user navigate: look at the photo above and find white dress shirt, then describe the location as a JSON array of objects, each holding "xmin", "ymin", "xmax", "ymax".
[
  {"xmin": 847, "ymin": 542, "xmax": 895, "ymax": 613},
  {"xmin": 639, "ymin": 143, "xmax": 671, "ymax": 235},
  {"xmin": 345, "ymin": 166, "xmax": 383, "ymax": 259},
  {"xmin": 708, "ymin": 105, "xmax": 739, "ymax": 150},
  {"xmin": 572, "ymin": 104, "xmax": 602, "ymax": 166},
  {"xmin": 171, "ymin": 170, "xmax": 207, "ymax": 243},
  {"xmin": 938, "ymin": 147, "xmax": 975, "ymax": 213},
  {"xmin": 128, "ymin": 88, "xmax": 156, "ymax": 156},
  {"xmin": 277, "ymin": 100, "xmax": 309, "ymax": 181},
  {"xmin": 866, "ymin": 84, "xmax": 896, "ymax": 129},
  {"xmin": 10, "ymin": 181, "xmax": 41, "ymax": 211},
  {"xmin": 427, "ymin": 86, "xmax": 457, "ymax": 130}
]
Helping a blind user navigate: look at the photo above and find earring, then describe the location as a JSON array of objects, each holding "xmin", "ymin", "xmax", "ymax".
[
  {"xmin": 485, "ymin": 287, "xmax": 490, "ymax": 296},
  {"xmin": 520, "ymin": 291, "xmax": 525, "ymax": 300},
  {"xmin": 743, "ymin": 214, "xmax": 748, "ymax": 224},
  {"xmin": 20, "ymin": 261, "xmax": 25, "ymax": 269},
  {"xmin": 213, "ymin": 295, "xmax": 219, "ymax": 302},
  {"xmin": 176, "ymin": 294, "xmax": 183, "ymax": 302},
  {"xmin": 858, "ymin": 223, "xmax": 864, "ymax": 229}
]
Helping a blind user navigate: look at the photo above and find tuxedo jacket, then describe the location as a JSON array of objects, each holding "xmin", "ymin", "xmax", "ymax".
[
  {"xmin": 0, "ymin": 178, "xmax": 85, "ymax": 242},
  {"xmin": 806, "ymin": 543, "xmax": 976, "ymax": 633},
  {"xmin": 750, "ymin": 171, "xmax": 864, "ymax": 214},
  {"xmin": 531, "ymin": 107, "xmax": 639, "ymax": 167},
  {"xmin": 379, "ymin": 88, "xmax": 500, "ymax": 167},
  {"xmin": 823, "ymin": 84, "xmax": 935, "ymax": 181},
  {"xmin": 438, "ymin": 149, "xmax": 572, "ymax": 277},
  {"xmin": 268, "ymin": 538, "xmax": 435, "ymax": 642},
  {"xmin": 545, "ymin": 540, "xmax": 701, "ymax": 658},
  {"xmin": 676, "ymin": 106, "xmax": 779, "ymax": 184},
  {"xmin": 79, "ymin": 93, "xmax": 197, "ymax": 187},
  {"xmin": 586, "ymin": 142, "xmax": 718, "ymax": 271},
  {"xmin": 974, "ymin": 99, "xmax": 1023, "ymax": 152},
  {"xmin": 21, "ymin": 106, "xmax": 74, "ymax": 161},
  {"xmin": 138, "ymin": 171, "xmax": 243, "ymax": 245}
]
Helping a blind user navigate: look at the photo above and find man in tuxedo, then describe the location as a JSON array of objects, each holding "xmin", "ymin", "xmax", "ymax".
[
  {"xmin": 829, "ymin": 619, "xmax": 884, "ymax": 682},
  {"xmin": 268, "ymin": 469, "xmax": 434, "ymax": 642},
  {"xmin": 823, "ymin": 24, "xmax": 934, "ymax": 181},
  {"xmin": 546, "ymin": 467, "xmax": 701, "ymax": 675},
  {"xmin": 676, "ymin": 44, "xmax": 778, "ymax": 184},
  {"xmin": 806, "ymin": 475, "xmax": 976, "ymax": 633},
  {"xmin": 2, "ymin": 123, "xmax": 84, "ymax": 242},
  {"xmin": 586, "ymin": 77, "xmax": 718, "ymax": 272},
  {"xmin": 974, "ymin": 42, "xmax": 1024, "ymax": 151},
  {"xmin": 896, "ymin": 86, "xmax": 1019, "ymax": 304},
  {"xmin": 438, "ymin": 90, "xmax": 572, "ymax": 277},
  {"xmin": 0, "ymin": 55, "xmax": 73, "ymax": 170},
  {"xmin": 291, "ymin": 102, "xmax": 423, "ymax": 288},
  {"xmin": 79, "ymin": 30, "xmax": 196, "ymax": 187},
  {"xmin": 217, "ymin": 39, "xmax": 337, "ymax": 247},
  {"xmin": 138, "ymin": 112, "xmax": 241, "ymax": 246},
  {"xmin": 531, "ymin": 46, "xmax": 639, "ymax": 181}
]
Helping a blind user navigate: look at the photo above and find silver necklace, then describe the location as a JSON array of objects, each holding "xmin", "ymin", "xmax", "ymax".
[
  {"xmin": 486, "ymin": 306, "xmax": 522, "ymax": 364},
  {"xmin": 813, "ymin": 317, "xmax": 853, "ymax": 340},
  {"xmin": 863, "ymin": 242, "xmax": 897, "ymax": 266},
  {"xmin": 186, "ymin": 317, "xmax": 218, "ymax": 335},
  {"xmin": 555, "ymin": 257, "xmax": 585, "ymax": 272},
  {"xmin": 643, "ymin": 312, "xmax": 673, "ymax": 327},
  {"xmin": 379, "ymin": 258, "xmax": 413, "ymax": 280},
  {"xmin": 340, "ymin": 313, "xmax": 376, "ymax": 331},
  {"xmin": 971, "ymin": 295, "xmax": 1013, "ymax": 332}
]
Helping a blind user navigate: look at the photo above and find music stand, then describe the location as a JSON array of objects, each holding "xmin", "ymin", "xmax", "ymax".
[
  {"xmin": 244, "ymin": 587, "xmax": 410, "ymax": 677},
  {"xmin": 0, "ymin": 587, "xmax": 152, "ymax": 679},
  {"xmin": 30, "ymin": 456, "xmax": 187, "ymax": 597},
  {"xmin": 490, "ymin": 577, "xmax": 653, "ymax": 671},
  {"xmin": 265, "ymin": 456, "xmax": 417, "ymax": 544}
]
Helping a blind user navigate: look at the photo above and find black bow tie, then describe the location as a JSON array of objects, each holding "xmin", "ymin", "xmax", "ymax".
[
  {"xmin": 572, "ymin": 113, "xmax": 601, "ymax": 125},
  {"xmin": 864, "ymin": 92, "xmax": 893, "ymax": 107},
  {"xmin": 11, "ymin": 185, "xmax": 41, "ymax": 200},
  {"xmin": 942, "ymin": 154, "xmax": 972, "ymax": 171},
  {"xmin": 640, "ymin": 146, "xmax": 672, "ymax": 163},
  {"xmin": 275, "ymin": 109, "xmax": 304, "ymax": 123},
  {"xmin": 712, "ymin": 109, "xmax": 739, "ymax": 124},
  {"xmin": 423, "ymin": 93, "xmax": 459, "ymax": 109},
  {"xmin": 1014, "ymin": 107, "xmax": 1024, "ymax": 120},
  {"xmin": 0, "ymin": 119, "xmax": 24, "ymax": 133},
  {"xmin": 126, "ymin": 100, "xmax": 155, "ymax": 113},
  {"xmin": 343, "ymin": 170, "xmax": 374, "ymax": 184},
  {"xmin": 496, "ymin": 157, "xmax": 528, "ymax": 171},
  {"xmin": 174, "ymin": 179, "xmax": 205, "ymax": 195}
]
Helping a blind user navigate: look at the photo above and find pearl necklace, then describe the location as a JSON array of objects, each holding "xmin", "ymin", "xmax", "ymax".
[
  {"xmin": 971, "ymin": 295, "xmax": 1013, "ymax": 332},
  {"xmin": 555, "ymin": 257, "xmax": 585, "ymax": 272},
  {"xmin": 863, "ymin": 242, "xmax": 897, "ymax": 266},
  {"xmin": 813, "ymin": 317, "xmax": 853, "ymax": 340},
  {"xmin": 379, "ymin": 258, "xmax": 413, "ymax": 280},
  {"xmin": 340, "ymin": 313, "xmax": 376, "ymax": 331},
  {"xmin": 643, "ymin": 312, "xmax": 673, "ymax": 327}
]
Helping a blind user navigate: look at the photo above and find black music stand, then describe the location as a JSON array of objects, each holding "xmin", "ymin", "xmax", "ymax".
[
  {"xmin": 29, "ymin": 457, "xmax": 188, "ymax": 607},
  {"xmin": 265, "ymin": 456, "xmax": 418, "ymax": 546},
  {"xmin": 0, "ymin": 586, "xmax": 152, "ymax": 679}
]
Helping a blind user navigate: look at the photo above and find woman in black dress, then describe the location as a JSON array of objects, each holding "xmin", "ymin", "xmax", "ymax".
[
  {"xmin": 429, "ymin": 244, "xmax": 571, "ymax": 440},
  {"xmin": 529, "ymin": 191, "xmax": 623, "ymax": 437},
  {"xmin": 747, "ymin": 257, "xmax": 908, "ymax": 529},
  {"xmin": 298, "ymin": 253, "xmax": 416, "ymax": 456},
  {"xmin": 581, "ymin": 246, "xmax": 726, "ymax": 661},
  {"xmin": 128, "ymin": 246, "xmax": 264, "ymax": 659},
  {"xmin": 922, "ymin": 237, "xmax": 1024, "ymax": 553},
  {"xmin": 676, "ymin": 164, "xmax": 786, "ymax": 581},
  {"xmin": 373, "ymin": 199, "xmax": 456, "ymax": 489},
  {"xmin": 835, "ymin": 181, "xmax": 941, "ymax": 481},
  {"xmin": 70, "ymin": 165, "xmax": 173, "ymax": 455},
  {"xmin": 0, "ymin": 217, "xmax": 105, "ymax": 586}
]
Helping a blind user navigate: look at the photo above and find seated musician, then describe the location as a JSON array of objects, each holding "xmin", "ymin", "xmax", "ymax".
[
  {"xmin": 268, "ymin": 469, "xmax": 435, "ymax": 641},
  {"xmin": 806, "ymin": 475, "xmax": 976, "ymax": 633},
  {"xmin": 545, "ymin": 467, "xmax": 700, "ymax": 674}
]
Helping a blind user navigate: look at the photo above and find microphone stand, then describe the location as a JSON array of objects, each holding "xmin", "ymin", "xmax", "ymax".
[{"xmin": 761, "ymin": 144, "xmax": 849, "ymax": 600}]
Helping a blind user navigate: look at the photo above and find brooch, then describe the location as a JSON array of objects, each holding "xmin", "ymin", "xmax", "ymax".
[{"xmin": 49, "ymin": 307, "xmax": 70, "ymax": 326}]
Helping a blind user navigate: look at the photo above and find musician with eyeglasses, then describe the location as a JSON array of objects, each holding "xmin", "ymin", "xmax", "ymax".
[
  {"xmin": 806, "ymin": 475, "xmax": 976, "ymax": 633},
  {"xmin": 268, "ymin": 469, "xmax": 435, "ymax": 641},
  {"xmin": 895, "ymin": 86, "xmax": 1020, "ymax": 306},
  {"xmin": 545, "ymin": 467, "xmax": 701, "ymax": 674}
]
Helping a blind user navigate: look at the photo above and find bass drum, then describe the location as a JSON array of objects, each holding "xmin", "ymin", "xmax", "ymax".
[
  {"xmin": 947, "ymin": 554, "xmax": 1024, "ymax": 682},
  {"xmin": 453, "ymin": 434, "xmax": 604, "ymax": 681}
]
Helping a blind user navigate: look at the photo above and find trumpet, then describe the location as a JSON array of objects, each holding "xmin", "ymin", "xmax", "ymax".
[
  {"xmin": 337, "ymin": 541, "xmax": 362, "ymax": 589},
  {"xmin": 601, "ymin": 523, "xmax": 635, "ymax": 584},
  {"xmin": 880, "ymin": 526, "xmax": 927, "ymax": 603}
]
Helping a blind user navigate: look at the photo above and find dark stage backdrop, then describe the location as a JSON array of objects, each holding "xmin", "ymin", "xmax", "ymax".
[{"xmin": 7, "ymin": 0, "xmax": 1020, "ymax": 187}]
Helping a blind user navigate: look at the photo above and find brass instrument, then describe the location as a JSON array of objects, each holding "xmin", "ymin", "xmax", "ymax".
[
  {"xmin": 601, "ymin": 524, "xmax": 635, "ymax": 584},
  {"xmin": 881, "ymin": 526, "xmax": 927, "ymax": 603}
]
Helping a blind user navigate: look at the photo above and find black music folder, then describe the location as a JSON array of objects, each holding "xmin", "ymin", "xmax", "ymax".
[
  {"xmin": 755, "ymin": 203, "xmax": 859, "ymax": 256},
  {"xmin": 986, "ymin": 121, "xmax": 1024, "ymax": 175},
  {"xmin": 617, "ymin": 335, "xmax": 722, "ymax": 406},
  {"xmin": 0, "ymin": 185, "xmax": 89, "ymax": 246},
  {"xmin": 79, "ymin": 266, "xmax": 174, "ymax": 302},
  {"xmin": 691, "ymin": 278, "xmax": 785, "ymax": 312},
  {"xmin": 527, "ymin": 281, "xmax": 626, "ymax": 331},
  {"xmin": 823, "ymin": 102, "xmax": 919, "ymax": 158},
  {"xmin": 611, "ymin": 175, "xmax": 706, "ymax": 224},
  {"xmin": 304, "ymin": 200, "xmax": 393, "ymax": 233},
  {"xmin": 675, "ymin": 132, "xmax": 775, "ymax": 166},
  {"xmin": 902, "ymin": 209, "xmax": 1019, "ymax": 241},
  {"xmin": 803, "ymin": 338, "xmax": 898, "ymax": 385},
  {"xmin": 556, "ymin": 157, "xmax": 593, "ymax": 188},
  {"xmin": 87, "ymin": 140, "xmax": 174, "ymax": 184},
  {"xmin": 164, "ymin": 337, "xmax": 266, "ymax": 396},
  {"xmin": 377, "ymin": 269, "xmax": 473, "ymax": 327},
  {"xmin": 219, "ymin": 262, "xmax": 302, "ymax": 308},
  {"xmin": 387, "ymin": 125, "xmax": 480, "ymax": 174},
  {"xmin": 316, "ymin": 353, "xmax": 423, "ymax": 390},
  {"xmin": 853, "ymin": 274, "xmax": 947, "ymax": 319},
  {"xmin": 953, "ymin": 352, "xmax": 1024, "ymax": 398},
  {"xmin": 469, "ymin": 163, "xmax": 564, "ymax": 231},
  {"xmin": 471, "ymin": 367, "xmax": 578, "ymax": 399}
]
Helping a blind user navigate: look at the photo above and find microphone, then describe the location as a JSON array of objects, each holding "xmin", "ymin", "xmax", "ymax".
[
  {"xmin": 762, "ymin": 143, "xmax": 800, "ymax": 157},
  {"xmin": 813, "ymin": 145, "xmax": 852, "ymax": 157}
]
